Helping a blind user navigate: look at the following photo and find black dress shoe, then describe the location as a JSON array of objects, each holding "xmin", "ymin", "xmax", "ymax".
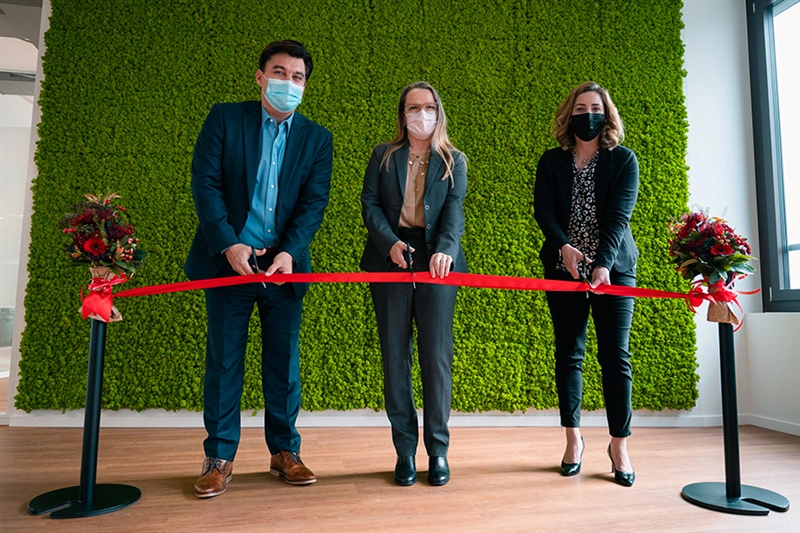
[
  {"xmin": 607, "ymin": 444, "xmax": 635, "ymax": 487},
  {"xmin": 394, "ymin": 456, "xmax": 416, "ymax": 486},
  {"xmin": 428, "ymin": 456, "xmax": 450, "ymax": 486},
  {"xmin": 560, "ymin": 436, "xmax": 585, "ymax": 477}
]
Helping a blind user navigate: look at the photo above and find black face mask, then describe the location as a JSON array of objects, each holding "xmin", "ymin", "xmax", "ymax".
[{"xmin": 570, "ymin": 113, "xmax": 605, "ymax": 142}]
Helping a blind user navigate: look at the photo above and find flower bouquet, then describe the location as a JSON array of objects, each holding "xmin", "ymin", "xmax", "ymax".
[
  {"xmin": 668, "ymin": 210, "xmax": 755, "ymax": 325},
  {"xmin": 60, "ymin": 193, "xmax": 147, "ymax": 321}
]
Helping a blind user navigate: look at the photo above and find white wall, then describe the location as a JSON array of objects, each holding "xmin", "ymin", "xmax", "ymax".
[
  {"xmin": 2, "ymin": 0, "xmax": 46, "ymax": 425},
  {"xmin": 6, "ymin": 0, "xmax": 799, "ymax": 434},
  {"xmin": 0, "ymin": 94, "xmax": 32, "ymax": 310},
  {"xmin": 681, "ymin": 0, "xmax": 800, "ymax": 436},
  {"xmin": 681, "ymin": 0, "xmax": 761, "ymax": 425},
  {"xmin": 745, "ymin": 313, "xmax": 800, "ymax": 434}
]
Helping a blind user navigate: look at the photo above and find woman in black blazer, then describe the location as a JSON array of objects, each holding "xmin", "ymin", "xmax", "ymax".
[
  {"xmin": 534, "ymin": 82, "xmax": 639, "ymax": 487},
  {"xmin": 361, "ymin": 81, "xmax": 467, "ymax": 487}
]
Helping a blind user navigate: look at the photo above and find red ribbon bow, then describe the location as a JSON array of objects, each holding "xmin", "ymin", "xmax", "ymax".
[
  {"xmin": 687, "ymin": 276, "xmax": 760, "ymax": 331},
  {"xmin": 80, "ymin": 274, "xmax": 129, "ymax": 322}
]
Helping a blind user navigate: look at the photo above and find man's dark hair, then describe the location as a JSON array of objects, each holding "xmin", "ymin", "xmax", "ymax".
[{"xmin": 259, "ymin": 40, "xmax": 313, "ymax": 81}]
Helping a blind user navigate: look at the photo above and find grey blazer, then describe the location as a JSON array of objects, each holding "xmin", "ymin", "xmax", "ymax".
[{"xmin": 360, "ymin": 142, "xmax": 467, "ymax": 273}]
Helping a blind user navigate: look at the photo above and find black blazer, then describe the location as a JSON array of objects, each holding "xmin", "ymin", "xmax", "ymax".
[
  {"xmin": 534, "ymin": 145, "xmax": 639, "ymax": 275},
  {"xmin": 184, "ymin": 101, "xmax": 333, "ymax": 297},
  {"xmin": 360, "ymin": 143, "xmax": 467, "ymax": 273}
]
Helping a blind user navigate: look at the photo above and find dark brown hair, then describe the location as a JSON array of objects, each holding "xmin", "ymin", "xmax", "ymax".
[
  {"xmin": 258, "ymin": 40, "xmax": 313, "ymax": 81},
  {"xmin": 553, "ymin": 81, "xmax": 624, "ymax": 150}
]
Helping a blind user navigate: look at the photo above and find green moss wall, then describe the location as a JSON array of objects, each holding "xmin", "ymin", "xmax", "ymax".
[{"xmin": 16, "ymin": 0, "xmax": 698, "ymax": 413}]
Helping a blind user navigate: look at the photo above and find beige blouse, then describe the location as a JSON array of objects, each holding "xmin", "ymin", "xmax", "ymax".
[{"xmin": 398, "ymin": 149, "xmax": 430, "ymax": 228}]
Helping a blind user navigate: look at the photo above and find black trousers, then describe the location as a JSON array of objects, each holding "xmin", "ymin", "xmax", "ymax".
[
  {"xmin": 545, "ymin": 269, "xmax": 635, "ymax": 438},
  {"xmin": 368, "ymin": 233, "xmax": 458, "ymax": 457}
]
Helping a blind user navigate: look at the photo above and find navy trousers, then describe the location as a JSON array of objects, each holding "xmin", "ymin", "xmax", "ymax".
[
  {"xmin": 202, "ymin": 257, "xmax": 303, "ymax": 461},
  {"xmin": 545, "ymin": 269, "xmax": 635, "ymax": 438}
]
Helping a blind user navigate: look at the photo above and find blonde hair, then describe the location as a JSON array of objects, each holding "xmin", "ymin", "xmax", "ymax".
[
  {"xmin": 553, "ymin": 82, "xmax": 624, "ymax": 151},
  {"xmin": 380, "ymin": 81, "xmax": 462, "ymax": 185}
]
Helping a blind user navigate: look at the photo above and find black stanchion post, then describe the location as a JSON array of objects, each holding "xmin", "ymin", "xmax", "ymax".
[
  {"xmin": 718, "ymin": 322, "xmax": 741, "ymax": 498},
  {"xmin": 78, "ymin": 319, "xmax": 105, "ymax": 506},
  {"xmin": 681, "ymin": 300, "xmax": 790, "ymax": 514},
  {"xmin": 27, "ymin": 319, "xmax": 141, "ymax": 519}
]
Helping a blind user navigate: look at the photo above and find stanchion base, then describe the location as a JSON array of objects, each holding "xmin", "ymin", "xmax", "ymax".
[
  {"xmin": 28, "ymin": 484, "xmax": 141, "ymax": 518},
  {"xmin": 682, "ymin": 482, "xmax": 789, "ymax": 515}
]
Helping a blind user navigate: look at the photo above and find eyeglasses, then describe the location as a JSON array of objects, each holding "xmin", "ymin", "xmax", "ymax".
[{"xmin": 405, "ymin": 104, "xmax": 437, "ymax": 114}]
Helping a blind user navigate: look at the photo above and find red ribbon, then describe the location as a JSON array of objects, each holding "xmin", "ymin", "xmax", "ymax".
[
  {"xmin": 689, "ymin": 276, "xmax": 761, "ymax": 332},
  {"xmin": 115, "ymin": 272, "xmax": 696, "ymax": 301},
  {"xmin": 78, "ymin": 271, "xmax": 756, "ymax": 328},
  {"xmin": 80, "ymin": 274, "xmax": 129, "ymax": 322}
]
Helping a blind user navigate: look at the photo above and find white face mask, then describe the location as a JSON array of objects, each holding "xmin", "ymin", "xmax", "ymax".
[
  {"xmin": 406, "ymin": 109, "xmax": 437, "ymax": 138},
  {"xmin": 264, "ymin": 78, "xmax": 304, "ymax": 113}
]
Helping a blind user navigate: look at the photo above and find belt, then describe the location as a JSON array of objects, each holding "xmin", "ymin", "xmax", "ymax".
[
  {"xmin": 397, "ymin": 227, "xmax": 425, "ymax": 240},
  {"xmin": 255, "ymin": 247, "xmax": 281, "ymax": 270}
]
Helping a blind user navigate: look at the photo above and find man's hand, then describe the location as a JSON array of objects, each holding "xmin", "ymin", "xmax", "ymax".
[
  {"xmin": 265, "ymin": 251, "xmax": 294, "ymax": 285},
  {"xmin": 225, "ymin": 244, "xmax": 266, "ymax": 276},
  {"xmin": 389, "ymin": 241, "xmax": 414, "ymax": 269}
]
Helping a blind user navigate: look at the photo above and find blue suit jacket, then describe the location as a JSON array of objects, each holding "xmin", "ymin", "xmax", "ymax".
[{"xmin": 184, "ymin": 101, "xmax": 333, "ymax": 297}]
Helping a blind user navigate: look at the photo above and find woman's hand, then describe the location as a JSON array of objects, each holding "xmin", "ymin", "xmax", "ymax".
[
  {"xmin": 389, "ymin": 241, "xmax": 414, "ymax": 269},
  {"xmin": 590, "ymin": 266, "xmax": 610, "ymax": 289},
  {"xmin": 429, "ymin": 252, "xmax": 453, "ymax": 278},
  {"xmin": 560, "ymin": 244, "xmax": 589, "ymax": 280}
]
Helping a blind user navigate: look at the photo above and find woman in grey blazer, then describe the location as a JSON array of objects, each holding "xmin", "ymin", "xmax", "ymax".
[
  {"xmin": 534, "ymin": 82, "xmax": 639, "ymax": 487},
  {"xmin": 360, "ymin": 81, "xmax": 467, "ymax": 487}
]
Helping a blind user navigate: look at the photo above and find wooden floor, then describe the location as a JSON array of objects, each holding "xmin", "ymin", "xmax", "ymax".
[{"xmin": 1, "ymin": 425, "xmax": 798, "ymax": 532}]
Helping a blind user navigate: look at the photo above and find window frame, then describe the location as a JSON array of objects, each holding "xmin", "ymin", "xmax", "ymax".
[{"xmin": 746, "ymin": 0, "xmax": 800, "ymax": 312}]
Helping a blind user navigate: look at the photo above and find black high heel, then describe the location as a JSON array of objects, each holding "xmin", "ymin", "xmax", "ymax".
[
  {"xmin": 607, "ymin": 444, "xmax": 635, "ymax": 487},
  {"xmin": 560, "ymin": 436, "xmax": 584, "ymax": 476}
]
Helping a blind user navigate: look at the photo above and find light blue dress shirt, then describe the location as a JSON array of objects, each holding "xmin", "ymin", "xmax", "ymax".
[{"xmin": 238, "ymin": 106, "xmax": 294, "ymax": 248}]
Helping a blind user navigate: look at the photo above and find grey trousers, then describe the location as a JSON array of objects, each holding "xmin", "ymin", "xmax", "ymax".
[{"xmin": 369, "ymin": 267, "xmax": 458, "ymax": 457}]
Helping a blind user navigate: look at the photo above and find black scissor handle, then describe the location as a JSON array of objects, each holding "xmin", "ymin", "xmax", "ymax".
[{"xmin": 403, "ymin": 241, "xmax": 416, "ymax": 288}]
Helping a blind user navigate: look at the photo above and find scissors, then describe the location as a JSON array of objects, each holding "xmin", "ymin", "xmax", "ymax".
[
  {"xmin": 577, "ymin": 253, "xmax": 591, "ymax": 297},
  {"xmin": 249, "ymin": 247, "xmax": 267, "ymax": 288},
  {"xmin": 402, "ymin": 241, "xmax": 416, "ymax": 289}
]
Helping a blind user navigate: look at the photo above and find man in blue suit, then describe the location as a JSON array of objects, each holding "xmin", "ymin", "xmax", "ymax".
[{"xmin": 185, "ymin": 40, "xmax": 333, "ymax": 498}]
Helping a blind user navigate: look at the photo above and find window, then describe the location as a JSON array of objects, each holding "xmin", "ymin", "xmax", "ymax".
[{"xmin": 747, "ymin": 0, "xmax": 800, "ymax": 311}]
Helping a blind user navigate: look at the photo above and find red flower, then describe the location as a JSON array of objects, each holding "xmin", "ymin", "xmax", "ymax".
[
  {"xmin": 710, "ymin": 243, "xmax": 734, "ymax": 256},
  {"xmin": 82, "ymin": 236, "xmax": 107, "ymax": 256}
]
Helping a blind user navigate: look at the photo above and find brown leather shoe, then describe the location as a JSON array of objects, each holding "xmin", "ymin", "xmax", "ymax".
[
  {"xmin": 194, "ymin": 457, "xmax": 233, "ymax": 498},
  {"xmin": 269, "ymin": 451, "xmax": 316, "ymax": 485}
]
